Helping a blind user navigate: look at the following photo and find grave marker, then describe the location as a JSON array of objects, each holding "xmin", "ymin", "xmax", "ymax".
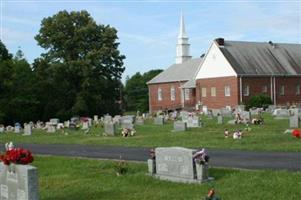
[
  {"xmin": 0, "ymin": 162, "xmax": 39, "ymax": 200},
  {"xmin": 173, "ymin": 121, "xmax": 187, "ymax": 132}
]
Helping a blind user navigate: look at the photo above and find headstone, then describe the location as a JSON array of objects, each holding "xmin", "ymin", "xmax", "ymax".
[
  {"xmin": 211, "ymin": 109, "xmax": 221, "ymax": 117},
  {"xmin": 46, "ymin": 123, "xmax": 56, "ymax": 133},
  {"xmin": 0, "ymin": 162, "xmax": 39, "ymax": 200},
  {"xmin": 187, "ymin": 116, "xmax": 201, "ymax": 128},
  {"xmin": 6, "ymin": 126, "xmax": 14, "ymax": 132},
  {"xmin": 173, "ymin": 121, "xmax": 187, "ymax": 132},
  {"xmin": 49, "ymin": 118, "xmax": 59, "ymax": 125},
  {"xmin": 221, "ymin": 108, "xmax": 232, "ymax": 117},
  {"xmin": 241, "ymin": 111, "xmax": 251, "ymax": 122},
  {"xmin": 289, "ymin": 109, "xmax": 300, "ymax": 128},
  {"xmin": 267, "ymin": 105, "xmax": 276, "ymax": 113},
  {"xmin": 35, "ymin": 121, "xmax": 43, "ymax": 129},
  {"xmin": 151, "ymin": 147, "xmax": 212, "ymax": 183},
  {"xmin": 87, "ymin": 118, "xmax": 92, "ymax": 127},
  {"xmin": 236, "ymin": 105, "xmax": 245, "ymax": 112},
  {"xmin": 154, "ymin": 116, "xmax": 164, "ymax": 125},
  {"xmin": 56, "ymin": 123, "xmax": 63, "ymax": 129},
  {"xmin": 23, "ymin": 124, "xmax": 32, "ymax": 136},
  {"xmin": 0, "ymin": 126, "xmax": 4, "ymax": 133},
  {"xmin": 202, "ymin": 106, "xmax": 208, "ymax": 115},
  {"xmin": 113, "ymin": 115, "xmax": 122, "ymax": 125},
  {"xmin": 104, "ymin": 115, "xmax": 112, "ymax": 123},
  {"xmin": 64, "ymin": 121, "xmax": 70, "ymax": 128},
  {"xmin": 14, "ymin": 124, "xmax": 21, "ymax": 134},
  {"xmin": 104, "ymin": 122, "xmax": 117, "ymax": 136},
  {"xmin": 121, "ymin": 122, "xmax": 134, "ymax": 129},
  {"xmin": 135, "ymin": 117, "xmax": 144, "ymax": 125},
  {"xmin": 93, "ymin": 115, "xmax": 99, "ymax": 124},
  {"xmin": 217, "ymin": 115, "xmax": 223, "ymax": 124},
  {"xmin": 250, "ymin": 108, "xmax": 259, "ymax": 116},
  {"xmin": 121, "ymin": 115, "xmax": 135, "ymax": 124},
  {"xmin": 82, "ymin": 122, "xmax": 89, "ymax": 130},
  {"xmin": 180, "ymin": 111, "xmax": 189, "ymax": 119},
  {"xmin": 273, "ymin": 109, "xmax": 290, "ymax": 119}
]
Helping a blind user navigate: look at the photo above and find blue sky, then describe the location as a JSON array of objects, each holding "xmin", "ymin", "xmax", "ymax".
[{"xmin": 1, "ymin": 0, "xmax": 300, "ymax": 81}]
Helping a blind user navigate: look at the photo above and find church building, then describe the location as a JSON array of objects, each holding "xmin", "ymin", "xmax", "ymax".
[
  {"xmin": 147, "ymin": 14, "xmax": 203, "ymax": 113},
  {"xmin": 148, "ymin": 15, "xmax": 301, "ymax": 113}
]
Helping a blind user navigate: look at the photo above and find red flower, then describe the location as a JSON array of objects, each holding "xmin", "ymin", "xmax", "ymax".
[
  {"xmin": 292, "ymin": 129, "xmax": 301, "ymax": 138},
  {"xmin": 0, "ymin": 148, "xmax": 34, "ymax": 165}
]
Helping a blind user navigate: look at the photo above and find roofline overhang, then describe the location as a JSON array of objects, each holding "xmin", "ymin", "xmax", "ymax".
[
  {"xmin": 237, "ymin": 74, "xmax": 301, "ymax": 77},
  {"xmin": 147, "ymin": 80, "xmax": 189, "ymax": 85}
]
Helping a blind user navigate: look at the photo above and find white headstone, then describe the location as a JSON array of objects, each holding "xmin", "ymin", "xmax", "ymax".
[
  {"xmin": 82, "ymin": 122, "xmax": 89, "ymax": 130},
  {"xmin": 23, "ymin": 124, "xmax": 32, "ymax": 135},
  {"xmin": 173, "ymin": 121, "xmax": 187, "ymax": 132},
  {"xmin": 0, "ymin": 163, "xmax": 39, "ymax": 200}
]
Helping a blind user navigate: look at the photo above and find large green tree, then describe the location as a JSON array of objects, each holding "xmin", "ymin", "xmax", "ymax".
[
  {"xmin": 34, "ymin": 10, "xmax": 125, "ymax": 120},
  {"xmin": 0, "ymin": 42, "xmax": 37, "ymax": 124},
  {"xmin": 124, "ymin": 69, "xmax": 162, "ymax": 112}
]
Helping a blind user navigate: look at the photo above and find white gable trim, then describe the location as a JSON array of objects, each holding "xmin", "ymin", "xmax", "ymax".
[{"xmin": 196, "ymin": 42, "xmax": 237, "ymax": 79}]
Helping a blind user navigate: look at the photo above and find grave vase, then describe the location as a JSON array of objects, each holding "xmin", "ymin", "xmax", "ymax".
[
  {"xmin": 195, "ymin": 163, "xmax": 208, "ymax": 181},
  {"xmin": 147, "ymin": 159, "xmax": 156, "ymax": 174}
]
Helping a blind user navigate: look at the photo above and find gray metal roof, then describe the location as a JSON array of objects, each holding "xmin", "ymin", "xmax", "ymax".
[
  {"xmin": 147, "ymin": 58, "xmax": 202, "ymax": 84},
  {"xmin": 180, "ymin": 79, "xmax": 196, "ymax": 88},
  {"xmin": 220, "ymin": 41, "xmax": 301, "ymax": 76}
]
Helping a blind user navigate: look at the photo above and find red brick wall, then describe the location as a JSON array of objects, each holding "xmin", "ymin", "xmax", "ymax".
[
  {"xmin": 196, "ymin": 76, "xmax": 239, "ymax": 109},
  {"xmin": 275, "ymin": 77, "xmax": 301, "ymax": 105},
  {"xmin": 148, "ymin": 82, "xmax": 197, "ymax": 112},
  {"xmin": 241, "ymin": 77, "xmax": 272, "ymax": 103}
]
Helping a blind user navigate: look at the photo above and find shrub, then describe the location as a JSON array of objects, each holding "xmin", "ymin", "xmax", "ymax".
[{"xmin": 246, "ymin": 94, "xmax": 272, "ymax": 110}]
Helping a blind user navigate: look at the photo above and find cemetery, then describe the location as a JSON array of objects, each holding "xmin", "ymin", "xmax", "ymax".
[
  {"xmin": 0, "ymin": 110, "xmax": 301, "ymax": 199},
  {"xmin": 1, "ymin": 1, "xmax": 301, "ymax": 199}
]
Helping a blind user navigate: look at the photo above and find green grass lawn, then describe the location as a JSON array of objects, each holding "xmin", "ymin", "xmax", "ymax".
[
  {"xmin": 1, "ymin": 113, "xmax": 300, "ymax": 152},
  {"xmin": 36, "ymin": 156, "xmax": 301, "ymax": 200}
]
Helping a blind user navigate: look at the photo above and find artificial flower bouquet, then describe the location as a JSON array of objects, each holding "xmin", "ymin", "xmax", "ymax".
[
  {"xmin": 121, "ymin": 128, "xmax": 136, "ymax": 137},
  {"xmin": 0, "ymin": 147, "xmax": 34, "ymax": 165}
]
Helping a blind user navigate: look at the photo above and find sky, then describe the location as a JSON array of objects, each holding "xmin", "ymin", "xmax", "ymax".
[{"xmin": 1, "ymin": 0, "xmax": 301, "ymax": 81}]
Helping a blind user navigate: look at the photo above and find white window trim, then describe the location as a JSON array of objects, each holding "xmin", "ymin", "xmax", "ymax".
[
  {"xmin": 225, "ymin": 86, "xmax": 231, "ymax": 97},
  {"xmin": 243, "ymin": 85, "xmax": 249, "ymax": 96},
  {"xmin": 184, "ymin": 89, "xmax": 190, "ymax": 100},
  {"xmin": 211, "ymin": 87, "xmax": 216, "ymax": 97},
  {"xmin": 170, "ymin": 87, "xmax": 175, "ymax": 101},
  {"xmin": 158, "ymin": 88, "xmax": 162, "ymax": 101},
  {"xmin": 202, "ymin": 87, "xmax": 207, "ymax": 97}
]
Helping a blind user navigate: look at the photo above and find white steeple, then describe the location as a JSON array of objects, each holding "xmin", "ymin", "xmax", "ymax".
[{"xmin": 176, "ymin": 13, "xmax": 191, "ymax": 64}]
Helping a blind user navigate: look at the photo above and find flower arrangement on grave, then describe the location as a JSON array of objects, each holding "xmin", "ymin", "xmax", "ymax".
[
  {"xmin": 149, "ymin": 149, "xmax": 156, "ymax": 160},
  {"xmin": 121, "ymin": 128, "xmax": 136, "ymax": 137},
  {"xmin": 204, "ymin": 187, "xmax": 221, "ymax": 200},
  {"xmin": 292, "ymin": 129, "xmax": 301, "ymax": 138},
  {"xmin": 0, "ymin": 142, "xmax": 33, "ymax": 165},
  {"xmin": 193, "ymin": 148, "xmax": 209, "ymax": 165}
]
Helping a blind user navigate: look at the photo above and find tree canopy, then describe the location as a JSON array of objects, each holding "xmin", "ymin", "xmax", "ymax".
[
  {"xmin": 0, "ymin": 10, "xmax": 126, "ymax": 124},
  {"xmin": 124, "ymin": 69, "xmax": 163, "ymax": 112},
  {"xmin": 33, "ymin": 10, "xmax": 125, "ymax": 121}
]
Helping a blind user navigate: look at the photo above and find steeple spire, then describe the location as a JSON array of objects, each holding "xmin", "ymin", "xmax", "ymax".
[
  {"xmin": 176, "ymin": 13, "xmax": 191, "ymax": 64},
  {"xmin": 178, "ymin": 12, "xmax": 187, "ymax": 38}
]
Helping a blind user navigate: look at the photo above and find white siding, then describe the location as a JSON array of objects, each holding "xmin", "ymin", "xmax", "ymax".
[{"xmin": 195, "ymin": 42, "xmax": 237, "ymax": 79}]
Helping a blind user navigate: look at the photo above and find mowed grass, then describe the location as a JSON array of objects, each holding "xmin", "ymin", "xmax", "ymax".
[
  {"xmin": 1, "ymin": 113, "xmax": 301, "ymax": 152},
  {"xmin": 36, "ymin": 156, "xmax": 301, "ymax": 200}
]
